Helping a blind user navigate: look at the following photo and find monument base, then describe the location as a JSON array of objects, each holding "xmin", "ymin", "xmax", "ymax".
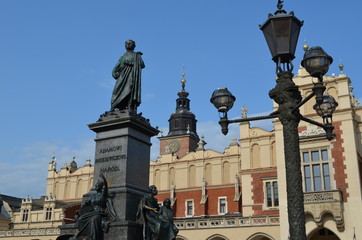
[
  {"xmin": 104, "ymin": 220, "xmax": 142, "ymax": 240},
  {"xmin": 59, "ymin": 109, "xmax": 158, "ymax": 240}
]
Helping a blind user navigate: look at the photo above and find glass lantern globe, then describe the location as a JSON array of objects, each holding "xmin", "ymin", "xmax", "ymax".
[
  {"xmin": 210, "ymin": 87, "xmax": 236, "ymax": 114},
  {"xmin": 301, "ymin": 46, "xmax": 333, "ymax": 79},
  {"xmin": 313, "ymin": 94, "xmax": 338, "ymax": 124}
]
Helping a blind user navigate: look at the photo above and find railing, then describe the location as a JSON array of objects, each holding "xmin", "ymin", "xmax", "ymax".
[
  {"xmin": 0, "ymin": 227, "xmax": 60, "ymax": 238},
  {"xmin": 175, "ymin": 215, "xmax": 279, "ymax": 230},
  {"xmin": 304, "ymin": 189, "xmax": 342, "ymax": 203}
]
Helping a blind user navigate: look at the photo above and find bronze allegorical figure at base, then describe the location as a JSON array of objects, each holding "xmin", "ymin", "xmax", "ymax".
[{"xmin": 71, "ymin": 173, "xmax": 117, "ymax": 240}]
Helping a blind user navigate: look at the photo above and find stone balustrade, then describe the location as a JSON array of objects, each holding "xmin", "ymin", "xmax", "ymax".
[
  {"xmin": 175, "ymin": 215, "xmax": 280, "ymax": 230},
  {"xmin": 0, "ymin": 227, "xmax": 60, "ymax": 238},
  {"xmin": 304, "ymin": 189, "xmax": 342, "ymax": 203}
]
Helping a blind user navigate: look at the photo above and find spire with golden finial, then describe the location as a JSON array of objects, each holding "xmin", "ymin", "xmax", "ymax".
[
  {"xmin": 181, "ymin": 64, "xmax": 187, "ymax": 92},
  {"xmin": 181, "ymin": 72, "xmax": 187, "ymax": 91},
  {"xmin": 303, "ymin": 40, "xmax": 309, "ymax": 52}
]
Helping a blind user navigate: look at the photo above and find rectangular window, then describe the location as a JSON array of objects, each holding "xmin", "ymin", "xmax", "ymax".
[
  {"xmin": 323, "ymin": 163, "xmax": 331, "ymax": 190},
  {"xmin": 311, "ymin": 151, "xmax": 320, "ymax": 161},
  {"xmin": 313, "ymin": 164, "xmax": 322, "ymax": 191},
  {"xmin": 273, "ymin": 181, "xmax": 279, "ymax": 206},
  {"xmin": 304, "ymin": 165, "xmax": 312, "ymax": 192},
  {"xmin": 185, "ymin": 200, "xmax": 193, "ymax": 217},
  {"xmin": 302, "ymin": 149, "xmax": 332, "ymax": 192},
  {"xmin": 266, "ymin": 182, "xmax": 272, "ymax": 207},
  {"xmin": 303, "ymin": 152, "xmax": 310, "ymax": 162},
  {"xmin": 45, "ymin": 207, "xmax": 52, "ymax": 220},
  {"xmin": 265, "ymin": 181, "xmax": 279, "ymax": 208},
  {"xmin": 22, "ymin": 209, "xmax": 29, "ymax": 222},
  {"xmin": 218, "ymin": 197, "xmax": 227, "ymax": 214},
  {"xmin": 321, "ymin": 150, "xmax": 328, "ymax": 161}
]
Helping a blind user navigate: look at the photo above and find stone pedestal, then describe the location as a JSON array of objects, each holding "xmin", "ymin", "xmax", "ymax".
[{"xmin": 88, "ymin": 109, "xmax": 159, "ymax": 240}]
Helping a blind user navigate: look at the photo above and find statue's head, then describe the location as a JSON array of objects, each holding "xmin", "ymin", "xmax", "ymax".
[
  {"xmin": 125, "ymin": 40, "xmax": 136, "ymax": 51},
  {"xmin": 149, "ymin": 185, "xmax": 158, "ymax": 196},
  {"xmin": 95, "ymin": 180, "xmax": 104, "ymax": 192},
  {"xmin": 163, "ymin": 198, "xmax": 171, "ymax": 208}
]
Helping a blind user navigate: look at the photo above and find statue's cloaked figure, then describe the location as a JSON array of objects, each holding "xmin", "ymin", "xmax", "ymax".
[
  {"xmin": 158, "ymin": 198, "xmax": 179, "ymax": 240},
  {"xmin": 137, "ymin": 185, "xmax": 161, "ymax": 240},
  {"xmin": 71, "ymin": 173, "xmax": 117, "ymax": 240},
  {"xmin": 111, "ymin": 40, "xmax": 145, "ymax": 111}
]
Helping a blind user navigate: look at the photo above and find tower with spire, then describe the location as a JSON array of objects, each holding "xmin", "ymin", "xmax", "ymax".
[{"xmin": 159, "ymin": 73, "xmax": 199, "ymax": 158}]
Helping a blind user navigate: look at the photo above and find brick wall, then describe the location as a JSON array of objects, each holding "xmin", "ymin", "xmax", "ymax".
[
  {"xmin": 251, "ymin": 168, "xmax": 279, "ymax": 216},
  {"xmin": 156, "ymin": 185, "xmax": 238, "ymax": 218},
  {"xmin": 330, "ymin": 122, "xmax": 349, "ymax": 201}
]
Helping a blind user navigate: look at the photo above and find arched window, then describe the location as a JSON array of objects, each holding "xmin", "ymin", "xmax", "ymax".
[
  {"xmin": 271, "ymin": 141, "xmax": 277, "ymax": 166},
  {"xmin": 188, "ymin": 165, "xmax": 196, "ymax": 187},
  {"xmin": 222, "ymin": 161, "xmax": 230, "ymax": 184},
  {"xmin": 206, "ymin": 234, "xmax": 230, "ymax": 240},
  {"xmin": 65, "ymin": 180, "xmax": 71, "ymax": 199},
  {"xmin": 247, "ymin": 232, "xmax": 275, "ymax": 240},
  {"xmin": 205, "ymin": 163, "xmax": 212, "ymax": 185},
  {"xmin": 154, "ymin": 169, "xmax": 161, "ymax": 188},
  {"xmin": 77, "ymin": 179, "xmax": 83, "ymax": 197},
  {"xmin": 54, "ymin": 181, "xmax": 60, "ymax": 199},
  {"xmin": 251, "ymin": 144, "xmax": 260, "ymax": 168},
  {"xmin": 169, "ymin": 168, "xmax": 175, "ymax": 186}
]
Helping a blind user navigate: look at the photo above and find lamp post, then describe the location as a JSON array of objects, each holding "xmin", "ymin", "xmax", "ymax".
[{"xmin": 210, "ymin": 1, "xmax": 338, "ymax": 240}]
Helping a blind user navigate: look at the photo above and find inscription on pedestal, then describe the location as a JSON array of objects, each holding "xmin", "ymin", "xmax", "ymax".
[
  {"xmin": 94, "ymin": 141, "xmax": 128, "ymax": 187},
  {"xmin": 95, "ymin": 155, "xmax": 127, "ymax": 164},
  {"xmin": 96, "ymin": 145, "xmax": 126, "ymax": 162},
  {"xmin": 100, "ymin": 166, "xmax": 120, "ymax": 173}
]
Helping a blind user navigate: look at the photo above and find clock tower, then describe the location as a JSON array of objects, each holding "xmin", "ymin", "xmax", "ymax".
[{"xmin": 159, "ymin": 73, "xmax": 199, "ymax": 158}]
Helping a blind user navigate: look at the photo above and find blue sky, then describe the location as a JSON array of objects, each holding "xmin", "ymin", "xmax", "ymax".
[{"xmin": 1, "ymin": 0, "xmax": 361, "ymax": 198}]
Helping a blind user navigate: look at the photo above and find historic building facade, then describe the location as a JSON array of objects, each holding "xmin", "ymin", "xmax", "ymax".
[
  {"xmin": 150, "ymin": 68, "xmax": 362, "ymax": 240},
  {"xmin": 0, "ymin": 157, "xmax": 93, "ymax": 240},
  {"xmin": 0, "ymin": 67, "xmax": 361, "ymax": 240}
]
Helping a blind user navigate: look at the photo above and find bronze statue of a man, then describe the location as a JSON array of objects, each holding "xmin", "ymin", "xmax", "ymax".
[{"xmin": 111, "ymin": 40, "xmax": 145, "ymax": 112}]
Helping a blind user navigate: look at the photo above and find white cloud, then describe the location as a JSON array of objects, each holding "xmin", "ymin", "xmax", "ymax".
[{"xmin": 97, "ymin": 79, "xmax": 114, "ymax": 89}]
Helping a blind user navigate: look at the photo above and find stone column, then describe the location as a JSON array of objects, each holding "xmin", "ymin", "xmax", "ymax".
[{"xmin": 88, "ymin": 109, "xmax": 159, "ymax": 240}]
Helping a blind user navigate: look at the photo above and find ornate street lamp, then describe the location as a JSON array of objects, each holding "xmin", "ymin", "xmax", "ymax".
[
  {"xmin": 210, "ymin": 87, "xmax": 236, "ymax": 118},
  {"xmin": 210, "ymin": 88, "xmax": 236, "ymax": 135},
  {"xmin": 210, "ymin": 1, "xmax": 338, "ymax": 239},
  {"xmin": 260, "ymin": 0, "xmax": 303, "ymax": 73}
]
